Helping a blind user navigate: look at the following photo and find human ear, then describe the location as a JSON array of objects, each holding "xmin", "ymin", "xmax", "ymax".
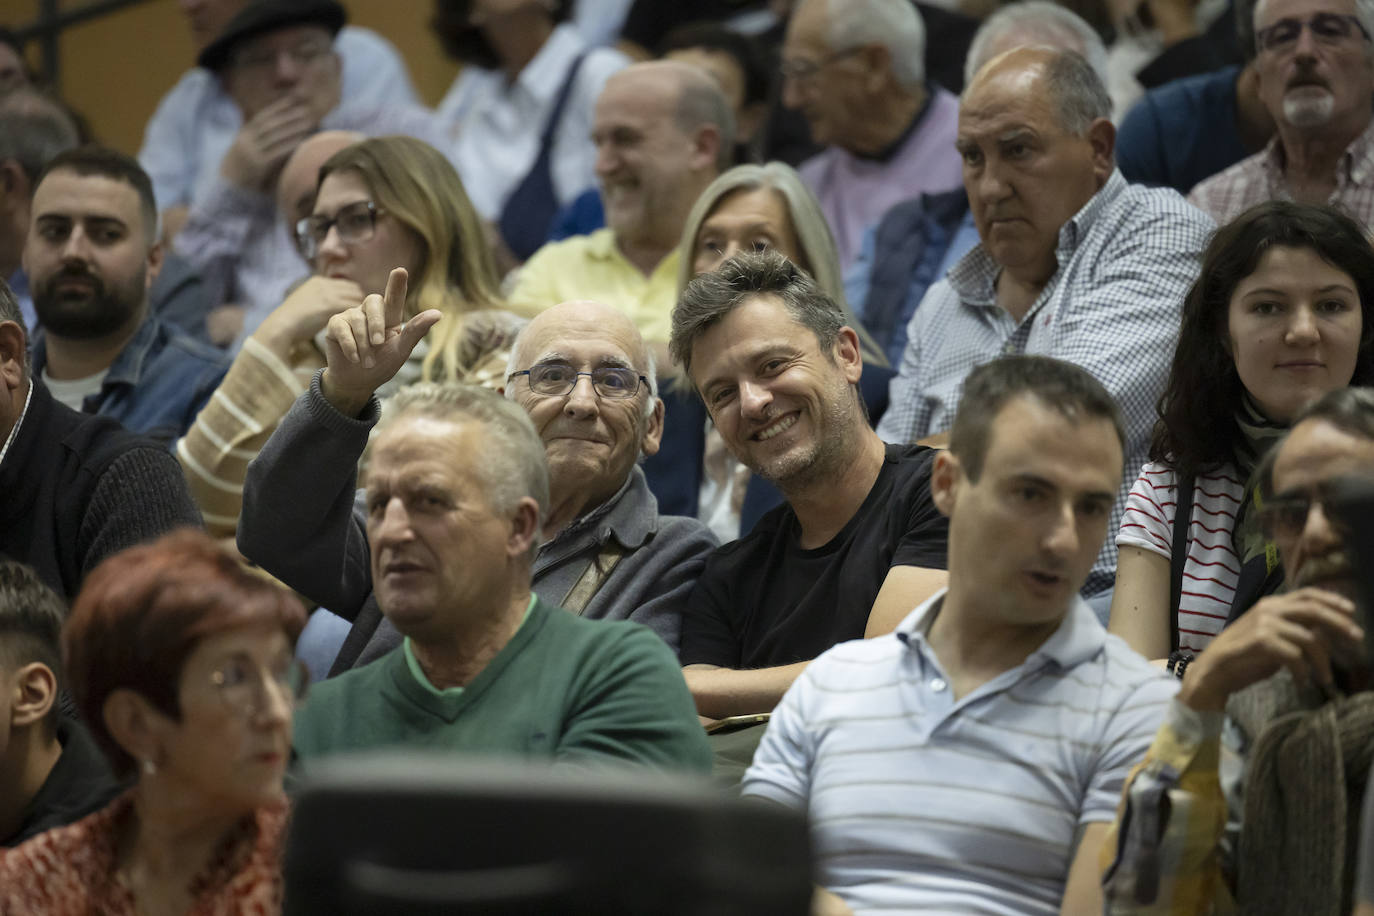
[
  {"xmin": 639, "ymin": 396, "xmax": 665, "ymax": 457},
  {"xmin": 102, "ymin": 688, "xmax": 171, "ymax": 770},
  {"xmin": 507, "ymin": 497, "xmax": 542, "ymax": 558},
  {"xmin": 1087, "ymin": 119, "xmax": 1116, "ymax": 181},
  {"xmin": 930, "ymin": 449, "xmax": 962, "ymax": 518},
  {"xmin": 9, "ymin": 662, "xmax": 56, "ymax": 729},
  {"xmin": 833, "ymin": 327, "xmax": 864, "ymax": 383}
]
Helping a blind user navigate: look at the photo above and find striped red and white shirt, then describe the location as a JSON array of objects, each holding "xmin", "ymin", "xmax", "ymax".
[{"xmin": 1117, "ymin": 461, "xmax": 1247, "ymax": 653}]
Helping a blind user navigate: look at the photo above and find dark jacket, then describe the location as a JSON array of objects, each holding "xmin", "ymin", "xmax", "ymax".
[{"xmin": 0, "ymin": 379, "xmax": 202, "ymax": 600}]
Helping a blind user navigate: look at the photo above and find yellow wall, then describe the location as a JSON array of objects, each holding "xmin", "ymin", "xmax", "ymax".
[{"xmin": 2, "ymin": 0, "xmax": 460, "ymax": 154}]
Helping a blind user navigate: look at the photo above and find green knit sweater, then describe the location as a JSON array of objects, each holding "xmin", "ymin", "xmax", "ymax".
[{"xmin": 293, "ymin": 598, "xmax": 711, "ymax": 773}]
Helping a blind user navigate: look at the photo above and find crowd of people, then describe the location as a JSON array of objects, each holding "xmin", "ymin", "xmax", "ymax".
[{"xmin": 1, "ymin": 0, "xmax": 1374, "ymax": 912}]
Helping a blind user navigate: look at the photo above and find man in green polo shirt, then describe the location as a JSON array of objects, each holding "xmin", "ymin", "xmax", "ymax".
[{"xmin": 291, "ymin": 271, "xmax": 710, "ymax": 772}]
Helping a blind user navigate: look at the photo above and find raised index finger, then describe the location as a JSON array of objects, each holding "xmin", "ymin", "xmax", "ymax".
[{"xmin": 383, "ymin": 268, "xmax": 408, "ymax": 330}]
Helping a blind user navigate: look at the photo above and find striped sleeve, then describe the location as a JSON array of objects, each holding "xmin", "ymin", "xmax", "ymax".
[
  {"xmin": 1117, "ymin": 462, "xmax": 1177, "ymax": 557},
  {"xmin": 175, "ymin": 337, "xmax": 320, "ymax": 538}
]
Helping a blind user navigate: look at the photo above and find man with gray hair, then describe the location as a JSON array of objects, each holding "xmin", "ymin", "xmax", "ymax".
[
  {"xmin": 270, "ymin": 273, "xmax": 710, "ymax": 770},
  {"xmin": 846, "ymin": 1, "xmax": 1109, "ymax": 366},
  {"xmin": 1188, "ymin": 0, "xmax": 1374, "ymax": 225},
  {"xmin": 239, "ymin": 269, "xmax": 717, "ymax": 673},
  {"xmin": 875, "ymin": 47, "xmax": 1214, "ymax": 603},
  {"xmin": 781, "ymin": 0, "xmax": 963, "ymax": 270}
]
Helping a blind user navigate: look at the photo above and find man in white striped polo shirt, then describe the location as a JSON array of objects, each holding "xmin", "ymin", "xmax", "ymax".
[{"xmin": 744, "ymin": 355, "xmax": 1177, "ymax": 915}]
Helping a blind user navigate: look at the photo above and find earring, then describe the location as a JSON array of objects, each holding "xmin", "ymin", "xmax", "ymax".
[{"xmin": 142, "ymin": 758, "xmax": 157, "ymax": 776}]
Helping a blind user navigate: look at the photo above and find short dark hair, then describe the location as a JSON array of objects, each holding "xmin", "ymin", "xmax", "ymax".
[
  {"xmin": 1152, "ymin": 201, "xmax": 1374, "ymax": 480},
  {"xmin": 657, "ymin": 23, "xmax": 770, "ymax": 107},
  {"xmin": 35, "ymin": 145, "xmax": 158, "ymax": 240},
  {"xmin": 950, "ymin": 355, "xmax": 1126, "ymax": 482},
  {"xmin": 0, "ymin": 561, "xmax": 66, "ymax": 735},
  {"xmin": 672, "ymin": 249, "xmax": 845, "ymax": 377},
  {"xmin": 63, "ymin": 529, "xmax": 306, "ymax": 779}
]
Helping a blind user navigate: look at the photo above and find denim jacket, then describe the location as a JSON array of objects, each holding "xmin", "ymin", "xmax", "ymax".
[{"xmin": 31, "ymin": 316, "xmax": 228, "ymax": 447}]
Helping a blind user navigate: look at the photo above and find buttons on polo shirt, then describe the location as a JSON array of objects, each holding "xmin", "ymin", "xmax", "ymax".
[{"xmin": 930, "ymin": 678, "xmax": 948, "ymax": 693}]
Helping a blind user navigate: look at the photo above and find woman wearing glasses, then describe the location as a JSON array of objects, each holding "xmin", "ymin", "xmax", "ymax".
[
  {"xmin": 178, "ymin": 135, "xmax": 523, "ymax": 539},
  {"xmin": 1108, "ymin": 201, "xmax": 1374, "ymax": 665},
  {"xmin": 0, "ymin": 529, "xmax": 307, "ymax": 913}
]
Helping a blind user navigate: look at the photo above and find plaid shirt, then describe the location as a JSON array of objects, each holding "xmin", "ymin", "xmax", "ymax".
[
  {"xmin": 1101, "ymin": 698, "xmax": 1246, "ymax": 915},
  {"xmin": 1188, "ymin": 118, "xmax": 1374, "ymax": 228},
  {"xmin": 875, "ymin": 171, "xmax": 1214, "ymax": 594}
]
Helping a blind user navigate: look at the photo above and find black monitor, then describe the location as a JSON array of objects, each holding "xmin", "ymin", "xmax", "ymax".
[{"xmin": 283, "ymin": 752, "xmax": 812, "ymax": 915}]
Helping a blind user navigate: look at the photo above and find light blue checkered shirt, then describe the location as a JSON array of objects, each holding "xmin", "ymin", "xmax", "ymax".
[{"xmin": 875, "ymin": 171, "xmax": 1215, "ymax": 594}]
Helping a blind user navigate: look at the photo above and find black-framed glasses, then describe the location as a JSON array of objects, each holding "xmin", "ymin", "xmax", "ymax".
[
  {"xmin": 779, "ymin": 46, "xmax": 865, "ymax": 83},
  {"xmin": 507, "ymin": 363, "xmax": 648, "ymax": 399},
  {"xmin": 1256, "ymin": 12, "xmax": 1372, "ymax": 53},
  {"xmin": 209, "ymin": 655, "xmax": 310, "ymax": 719},
  {"xmin": 295, "ymin": 200, "xmax": 384, "ymax": 261}
]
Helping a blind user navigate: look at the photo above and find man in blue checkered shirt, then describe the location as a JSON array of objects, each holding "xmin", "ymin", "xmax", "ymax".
[{"xmin": 875, "ymin": 46, "xmax": 1214, "ymax": 598}]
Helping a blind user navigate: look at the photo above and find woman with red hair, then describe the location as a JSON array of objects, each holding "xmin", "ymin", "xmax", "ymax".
[{"xmin": 0, "ymin": 529, "xmax": 307, "ymax": 914}]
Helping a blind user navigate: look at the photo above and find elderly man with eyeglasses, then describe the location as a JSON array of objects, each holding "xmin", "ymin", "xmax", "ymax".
[
  {"xmin": 1103, "ymin": 387, "xmax": 1374, "ymax": 915},
  {"xmin": 238, "ymin": 271, "xmax": 718, "ymax": 675},
  {"xmin": 780, "ymin": 0, "xmax": 963, "ymax": 270},
  {"xmin": 1188, "ymin": 0, "xmax": 1374, "ymax": 225}
]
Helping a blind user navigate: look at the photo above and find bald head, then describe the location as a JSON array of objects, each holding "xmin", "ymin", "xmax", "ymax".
[
  {"xmin": 511, "ymin": 300, "xmax": 655, "ymax": 385},
  {"xmin": 276, "ymin": 130, "xmax": 364, "ymax": 226},
  {"xmin": 602, "ymin": 61, "xmax": 735, "ymax": 171},
  {"xmin": 965, "ymin": 46, "xmax": 1112, "ymax": 136}
]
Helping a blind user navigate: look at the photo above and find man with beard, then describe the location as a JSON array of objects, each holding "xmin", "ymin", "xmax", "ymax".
[
  {"xmin": 1188, "ymin": 0, "xmax": 1374, "ymax": 224},
  {"xmin": 669, "ymin": 251, "xmax": 950, "ymax": 719},
  {"xmin": 22, "ymin": 148, "xmax": 227, "ymax": 446},
  {"xmin": 1104, "ymin": 387, "xmax": 1374, "ymax": 915}
]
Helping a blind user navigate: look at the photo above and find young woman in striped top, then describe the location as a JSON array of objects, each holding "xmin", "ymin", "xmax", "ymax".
[{"xmin": 1109, "ymin": 201, "xmax": 1374, "ymax": 659}]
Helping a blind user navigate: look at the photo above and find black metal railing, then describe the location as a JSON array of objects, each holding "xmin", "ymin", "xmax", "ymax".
[{"xmin": 12, "ymin": 0, "xmax": 152, "ymax": 91}]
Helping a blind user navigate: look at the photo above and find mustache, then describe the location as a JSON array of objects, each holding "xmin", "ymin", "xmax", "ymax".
[{"xmin": 1294, "ymin": 550, "xmax": 1353, "ymax": 588}]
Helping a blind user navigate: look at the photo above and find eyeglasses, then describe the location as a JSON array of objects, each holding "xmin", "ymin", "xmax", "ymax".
[
  {"xmin": 231, "ymin": 38, "xmax": 333, "ymax": 76},
  {"xmin": 779, "ymin": 47, "xmax": 865, "ymax": 83},
  {"xmin": 209, "ymin": 655, "xmax": 310, "ymax": 719},
  {"xmin": 1256, "ymin": 482, "xmax": 1354, "ymax": 541},
  {"xmin": 295, "ymin": 200, "xmax": 383, "ymax": 261},
  {"xmin": 507, "ymin": 363, "xmax": 648, "ymax": 399},
  {"xmin": 1255, "ymin": 12, "xmax": 1372, "ymax": 53}
]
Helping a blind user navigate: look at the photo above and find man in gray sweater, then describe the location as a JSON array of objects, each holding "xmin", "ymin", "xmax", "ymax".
[{"xmin": 239, "ymin": 270, "xmax": 716, "ymax": 672}]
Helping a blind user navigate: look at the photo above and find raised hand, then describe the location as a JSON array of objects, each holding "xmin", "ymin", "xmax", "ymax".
[
  {"xmin": 320, "ymin": 268, "xmax": 441, "ymax": 416},
  {"xmin": 1179, "ymin": 587, "xmax": 1363, "ymax": 712},
  {"xmin": 252, "ymin": 276, "xmax": 365, "ymax": 358},
  {"xmin": 219, "ymin": 95, "xmax": 319, "ymax": 192}
]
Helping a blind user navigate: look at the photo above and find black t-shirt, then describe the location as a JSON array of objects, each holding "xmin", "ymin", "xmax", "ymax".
[
  {"xmin": 681, "ymin": 444, "xmax": 948, "ymax": 668},
  {"xmin": 4, "ymin": 716, "xmax": 120, "ymax": 847}
]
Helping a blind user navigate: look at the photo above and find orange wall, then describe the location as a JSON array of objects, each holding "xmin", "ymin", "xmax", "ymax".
[{"xmin": 2, "ymin": 0, "xmax": 460, "ymax": 154}]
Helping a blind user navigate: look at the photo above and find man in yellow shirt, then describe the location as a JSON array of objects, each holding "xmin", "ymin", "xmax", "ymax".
[{"xmin": 508, "ymin": 61, "xmax": 732, "ymax": 347}]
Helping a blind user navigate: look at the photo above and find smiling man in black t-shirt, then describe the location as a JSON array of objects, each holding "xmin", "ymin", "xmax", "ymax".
[{"xmin": 670, "ymin": 250, "xmax": 949, "ymax": 719}]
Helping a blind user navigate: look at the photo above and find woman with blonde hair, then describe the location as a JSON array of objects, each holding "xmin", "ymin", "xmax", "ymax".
[
  {"xmin": 178, "ymin": 135, "xmax": 523, "ymax": 538},
  {"xmin": 645, "ymin": 161, "xmax": 893, "ymax": 541}
]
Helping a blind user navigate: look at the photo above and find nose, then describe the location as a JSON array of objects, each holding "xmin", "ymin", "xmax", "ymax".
[
  {"xmin": 256, "ymin": 671, "xmax": 294, "ymax": 727},
  {"xmin": 315, "ymin": 222, "xmax": 347, "ymax": 264},
  {"xmin": 1042, "ymin": 501, "xmax": 1080, "ymax": 559},
  {"xmin": 738, "ymin": 378, "xmax": 773, "ymax": 419},
  {"xmin": 594, "ymin": 141, "xmax": 618, "ymax": 179},
  {"xmin": 1286, "ymin": 304, "xmax": 1321, "ymax": 344},
  {"xmin": 563, "ymin": 373, "xmax": 600, "ymax": 419},
  {"xmin": 1298, "ymin": 499, "xmax": 1342, "ymax": 554},
  {"xmin": 373, "ymin": 497, "xmax": 414, "ymax": 547},
  {"xmin": 60, "ymin": 224, "xmax": 93, "ymax": 262},
  {"xmin": 273, "ymin": 50, "xmax": 303, "ymax": 86},
  {"xmin": 974, "ymin": 157, "xmax": 1012, "ymax": 205}
]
